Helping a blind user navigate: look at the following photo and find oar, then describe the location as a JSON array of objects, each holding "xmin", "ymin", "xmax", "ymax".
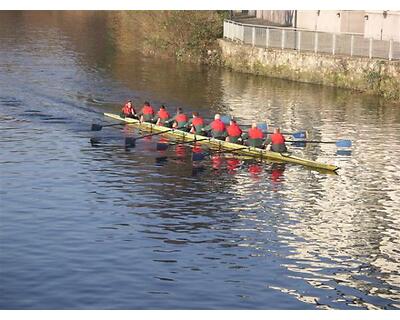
[
  {"xmin": 125, "ymin": 128, "xmax": 175, "ymax": 147},
  {"xmin": 288, "ymin": 139, "xmax": 352, "ymax": 148},
  {"xmin": 264, "ymin": 130, "xmax": 307, "ymax": 139},
  {"xmin": 91, "ymin": 122, "xmax": 125, "ymax": 131},
  {"xmin": 193, "ymin": 145, "xmax": 250, "ymax": 161}
]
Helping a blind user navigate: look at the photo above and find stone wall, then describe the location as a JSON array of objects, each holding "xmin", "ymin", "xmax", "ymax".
[{"xmin": 218, "ymin": 39, "xmax": 400, "ymax": 101}]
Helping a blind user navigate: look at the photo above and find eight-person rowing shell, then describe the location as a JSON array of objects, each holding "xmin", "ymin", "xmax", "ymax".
[{"xmin": 120, "ymin": 100, "xmax": 288, "ymax": 152}]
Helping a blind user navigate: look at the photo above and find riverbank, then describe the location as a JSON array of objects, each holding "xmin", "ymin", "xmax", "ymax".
[{"xmin": 218, "ymin": 39, "xmax": 400, "ymax": 101}]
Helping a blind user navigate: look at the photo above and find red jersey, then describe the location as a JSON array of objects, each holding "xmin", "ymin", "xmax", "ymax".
[
  {"xmin": 211, "ymin": 119, "xmax": 226, "ymax": 132},
  {"xmin": 158, "ymin": 109, "xmax": 170, "ymax": 120},
  {"xmin": 270, "ymin": 133, "xmax": 285, "ymax": 144},
  {"xmin": 122, "ymin": 103, "xmax": 134, "ymax": 116},
  {"xmin": 175, "ymin": 113, "xmax": 188, "ymax": 123},
  {"xmin": 227, "ymin": 123, "xmax": 242, "ymax": 137},
  {"xmin": 142, "ymin": 105, "xmax": 155, "ymax": 115},
  {"xmin": 248, "ymin": 127, "xmax": 264, "ymax": 139},
  {"xmin": 192, "ymin": 117, "xmax": 204, "ymax": 126}
]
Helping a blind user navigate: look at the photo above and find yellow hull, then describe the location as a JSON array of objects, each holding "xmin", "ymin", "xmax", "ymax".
[{"xmin": 104, "ymin": 113, "xmax": 339, "ymax": 173}]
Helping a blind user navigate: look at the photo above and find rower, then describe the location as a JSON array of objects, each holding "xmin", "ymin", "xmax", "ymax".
[
  {"xmin": 202, "ymin": 114, "xmax": 227, "ymax": 140},
  {"xmin": 154, "ymin": 105, "xmax": 171, "ymax": 127},
  {"xmin": 225, "ymin": 118, "xmax": 243, "ymax": 144},
  {"xmin": 121, "ymin": 100, "xmax": 137, "ymax": 118},
  {"xmin": 243, "ymin": 122, "xmax": 264, "ymax": 148},
  {"xmin": 266, "ymin": 127, "xmax": 287, "ymax": 152},
  {"xmin": 171, "ymin": 107, "xmax": 189, "ymax": 130},
  {"xmin": 139, "ymin": 101, "xmax": 155, "ymax": 123},
  {"xmin": 187, "ymin": 112, "xmax": 205, "ymax": 134}
]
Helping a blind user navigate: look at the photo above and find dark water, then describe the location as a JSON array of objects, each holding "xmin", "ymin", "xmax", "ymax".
[{"xmin": 1, "ymin": 11, "xmax": 400, "ymax": 310}]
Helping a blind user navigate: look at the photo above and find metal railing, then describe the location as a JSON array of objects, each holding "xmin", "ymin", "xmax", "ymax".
[{"xmin": 223, "ymin": 20, "xmax": 400, "ymax": 61}]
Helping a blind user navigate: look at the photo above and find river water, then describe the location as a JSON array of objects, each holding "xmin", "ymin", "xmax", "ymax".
[{"xmin": 1, "ymin": 11, "xmax": 400, "ymax": 310}]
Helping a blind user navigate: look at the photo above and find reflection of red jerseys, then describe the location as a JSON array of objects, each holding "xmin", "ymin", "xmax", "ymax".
[
  {"xmin": 192, "ymin": 143, "xmax": 203, "ymax": 154},
  {"xmin": 227, "ymin": 158, "xmax": 240, "ymax": 172},
  {"xmin": 249, "ymin": 164, "xmax": 262, "ymax": 175},
  {"xmin": 248, "ymin": 127, "xmax": 263, "ymax": 139},
  {"xmin": 271, "ymin": 133, "xmax": 285, "ymax": 144},
  {"xmin": 158, "ymin": 109, "xmax": 170, "ymax": 119},
  {"xmin": 211, "ymin": 155, "xmax": 223, "ymax": 169},
  {"xmin": 142, "ymin": 105, "xmax": 155, "ymax": 115},
  {"xmin": 175, "ymin": 144, "xmax": 186, "ymax": 157},
  {"xmin": 227, "ymin": 123, "xmax": 242, "ymax": 137},
  {"xmin": 271, "ymin": 168, "xmax": 284, "ymax": 181}
]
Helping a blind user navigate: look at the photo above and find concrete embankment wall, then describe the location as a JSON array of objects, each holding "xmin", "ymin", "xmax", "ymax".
[{"xmin": 218, "ymin": 39, "xmax": 400, "ymax": 101}]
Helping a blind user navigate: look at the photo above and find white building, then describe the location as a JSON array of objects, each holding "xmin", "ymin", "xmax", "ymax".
[{"xmin": 364, "ymin": 11, "xmax": 400, "ymax": 41}]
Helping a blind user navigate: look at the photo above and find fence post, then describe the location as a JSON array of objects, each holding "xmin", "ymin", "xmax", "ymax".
[
  {"xmin": 281, "ymin": 29, "xmax": 285, "ymax": 49},
  {"xmin": 314, "ymin": 32, "xmax": 318, "ymax": 53},
  {"xmin": 266, "ymin": 28, "xmax": 270, "ymax": 48},
  {"xmin": 297, "ymin": 31, "xmax": 302, "ymax": 52},
  {"xmin": 252, "ymin": 27, "xmax": 255, "ymax": 46},
  {"xmin": 332, "ymin": 33, "xmax": 336, "ymax": 55},
  {"xmin": 369, "ymin": 38, "xmax": 373, "ymax": 58},
  {"xmin": 389, "ymin": 39, "xmax": 393, "ymax": 60},
  {"xmin": 350, "ymin": 35, "xmax": 354, "ymax": 56}
]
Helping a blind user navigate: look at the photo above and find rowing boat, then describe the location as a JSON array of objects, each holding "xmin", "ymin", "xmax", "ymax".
[{"xmin": 103, "ymin": 113, "xmax": 339, "ymax": 173}]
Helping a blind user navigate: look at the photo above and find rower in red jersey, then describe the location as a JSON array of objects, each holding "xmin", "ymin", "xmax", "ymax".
[
  {"xmin": 243, "ymin": 122, "xmax": 264, "ymax": 148},
  {"xmin": 121, "ymin": 100, "xmax": 137, "ymax": 118},
  {"xmin": 139, "ymin": 101, "xmax": 155, "ymax": 123},
  {"xmin": 187, "ymin": 112, "xmax": 205, "ymax": 134},
  {"xmin": 225, "ymin": 118, "xmax": 243, "ymax": 144},
  {"xmin": 171, "ymin": 108, "xmax": 189, "ymax": 130},
  {"xmin": 154, "ymin": 105, "xmax": 171, "ymax": 127},
  {"xmin": 266, "ymin": 128, "xmax": 287, "ymax": 152},
  {"xmin": 203, "ymin": 114, "xmax": 227, "ymax": 140}
]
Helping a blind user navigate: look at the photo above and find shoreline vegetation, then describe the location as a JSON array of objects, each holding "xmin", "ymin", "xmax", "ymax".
[
  {"xmin": 115, "ymin": 11, "xmax": 227, "ymax": 64},
  {"xmin": 113, "ymin": 11, "xmax": 399, "ymax": 102}
]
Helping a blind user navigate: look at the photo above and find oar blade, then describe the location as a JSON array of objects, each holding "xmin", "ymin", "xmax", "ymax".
[
  {"xmin": 220, "ymin": 115, "xmax": 231, "ymax": 125},
  {"xmin": 156, "ymin": 143, "xmax": 169, "ymax": 151},
  {"xmin": 292, "ymin": 131, "xmax": 307, "ymax": 139},
  {"xmin": 336, "ymin": 149, "xmax": 352, "ymax": 156},
  {"xmin": 91, "ymin": 123, "xmax": 103, "ymax": 131},
  {"xmin": 257, "ymin": 123, "xmax": 268, "ymax": 132},
  {"xmin": 336, "ymin": 140, "xmax": 352, "ymax": 148},
  {"xmin": 192, "ymin": 152, "xmax": 206, "ymax": 161}
]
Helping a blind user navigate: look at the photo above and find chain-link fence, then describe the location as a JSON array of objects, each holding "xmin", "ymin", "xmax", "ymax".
[{"xmin": 223, "ymin": 20, "xmax": 400, "ymax": 60}]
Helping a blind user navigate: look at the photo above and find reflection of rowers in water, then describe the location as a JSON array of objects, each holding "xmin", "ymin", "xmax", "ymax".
[{"xmin": 270, "ymin": 163, "xmax": 285, "ymax": 182}]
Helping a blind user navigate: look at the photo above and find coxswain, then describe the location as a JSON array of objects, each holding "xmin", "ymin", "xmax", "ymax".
[
  {"xmin": 171, "ymin": 107, "xmax": 189, "ymax": 129},
  {"xmin": 243, "ymin": 122, "xmax": 264, "ymax": 148},
  {"xmin": 266, "ymin": 127, "xmax": 287, "ymax": 152},
  {"xmin": 203, "ymin": 114, "xmax": 227, "ymax": 140},
  {"xmin": 154, "ymin": 105, "xmax": 171, "ymax": 127},
  {"xmin": 225, "ymin": 118, "xmax": 243, "ymax": 144},
  {"xmin": 139, "ymin": 101, "xmax": 155, "ymax": 122},
  {"xmin": 187, "ymin": 112, "xmax": 205, "ymax": 134},
  {"xmin": 121, "ymin": 100, "xmax": 137, "ymax": 118}
]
